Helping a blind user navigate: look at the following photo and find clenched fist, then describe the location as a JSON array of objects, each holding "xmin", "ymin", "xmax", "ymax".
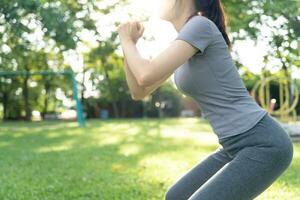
[{"xmin": 117, "ymin": 20, "xmax": 144, "ymax": 44}]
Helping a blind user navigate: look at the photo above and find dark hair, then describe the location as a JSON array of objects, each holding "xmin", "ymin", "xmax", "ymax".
[{"xmin": 186, "ymin": 0, "xmax": 232, "ymax": 50}]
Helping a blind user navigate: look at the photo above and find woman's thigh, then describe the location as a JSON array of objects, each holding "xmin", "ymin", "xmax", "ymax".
[
  {"xmin": 165, "ymin": 147, "xmax": 233, "ymax": 200},
  {"xmin": 187, "ymin": 144, "xmax": 293, "ymax": 200}
]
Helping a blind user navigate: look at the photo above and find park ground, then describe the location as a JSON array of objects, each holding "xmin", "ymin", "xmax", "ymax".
[{"xmin": 0, "ymin": 118, "xmax": 299, "ymax": 200}]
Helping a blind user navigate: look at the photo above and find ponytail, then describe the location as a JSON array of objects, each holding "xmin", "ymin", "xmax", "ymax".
[{"xmin": 187, "ymin": 0, "xmax": 232, "ymax": 50}]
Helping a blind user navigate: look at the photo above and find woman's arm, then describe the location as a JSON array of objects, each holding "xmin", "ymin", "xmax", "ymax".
[
  {"xmin": 123, "ymin": 55, "xmax": 145, "ymax": 100},
  {"xmin": 120, "ymin": 38, "xmax": 198, "ymax": 88},
  {"xmin": 118, "ymin": 23, "xmax": 171, "ymax": 101},
  {"xmin": 124, "ymin": 54, "xmax": 173, "ymax": 100},
  {"xmin": 118, "ymin": 19, "xmax": 207, "ymax": 92}
]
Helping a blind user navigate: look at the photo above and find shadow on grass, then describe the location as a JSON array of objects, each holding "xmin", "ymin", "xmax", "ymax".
[
  {"xmin": 0, "ymin": 119, "xmax": 219, "ymax": 199},
  {"xmin": 0, "ymin": 119, "xmax": 299, "ymax": 200}
]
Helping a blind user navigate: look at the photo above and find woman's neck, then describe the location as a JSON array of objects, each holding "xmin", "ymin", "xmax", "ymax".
[{"xmin": 171, "ymin": 11, "xmax": 202, "ymax": 33}]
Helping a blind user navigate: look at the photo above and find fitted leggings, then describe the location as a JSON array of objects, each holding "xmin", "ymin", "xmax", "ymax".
[{"xmin": 165, "ymin": 113, "xmax": 294, "ymax": 200}]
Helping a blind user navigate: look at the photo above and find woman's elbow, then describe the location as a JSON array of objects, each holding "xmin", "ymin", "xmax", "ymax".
[
  {"xmin": 131, "ymin": 92, "xmax": 145, "ymax": 101},
  {"xmin": 136, "ymin": 60, "xmax": 153, "ymax": 87},
  {"xmin": 137, "ymin": 73, "xmax": 152, "ymax": 88}
]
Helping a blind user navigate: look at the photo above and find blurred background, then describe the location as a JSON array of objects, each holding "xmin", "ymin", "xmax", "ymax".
[{"xmin": 0, "ymin": 0, "xmax": 299, "ymax": 122}]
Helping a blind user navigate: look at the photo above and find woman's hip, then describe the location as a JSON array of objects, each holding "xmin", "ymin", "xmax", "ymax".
[{"xmin": 218, "ymin": 113, "xmax": 294, "ymax": 163}]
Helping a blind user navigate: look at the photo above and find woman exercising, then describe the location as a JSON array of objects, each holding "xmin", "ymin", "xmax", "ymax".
[{"xmin": 117, "ymin": 0, "xmax": 294, "ymax": 199}]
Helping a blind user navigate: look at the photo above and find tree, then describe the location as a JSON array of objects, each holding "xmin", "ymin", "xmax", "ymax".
[{"xmin": 0, "ymin": 0, "xmax": 97, "ymax": 120}]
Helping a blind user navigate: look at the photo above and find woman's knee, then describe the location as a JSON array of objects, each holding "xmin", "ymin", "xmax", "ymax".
[{"xmin": 164, "ymin": 186, "xmax": 177, "ymax": 200}]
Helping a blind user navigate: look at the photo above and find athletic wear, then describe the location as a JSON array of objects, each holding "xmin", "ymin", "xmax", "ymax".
[
  {"xmin": 165, "ymin": 113, "xmax": 294, "ymax": 200},
  {"xmin": 173, "ymin": 15, "xmax": 267, "ymax": 140}
]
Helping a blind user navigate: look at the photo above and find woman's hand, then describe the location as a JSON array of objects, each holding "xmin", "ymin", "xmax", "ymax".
[{"xmin": 117, "ymin": 20, "xmax": 144, "ymax": 44}]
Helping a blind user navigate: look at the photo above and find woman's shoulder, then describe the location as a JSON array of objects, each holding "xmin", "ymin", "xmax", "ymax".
[
  {"xmin": 182, "ymin": 15, "xmax": 213, "ymax": 34},
  {"xmin": 191, "ymin": 15, "xmax": 223, "ymax": 39},
  {"xmin": 188, "ymin": 15, "xmax": 213, "ymax": 25}
]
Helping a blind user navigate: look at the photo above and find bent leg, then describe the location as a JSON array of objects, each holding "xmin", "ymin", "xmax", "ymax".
[
  {"xmin": 187, "ymin": 143, "xmax": 293, "ymax": 200},
  {"xmin": 165, "ymin": 147, "xmax": 233, "ymax": 200}
]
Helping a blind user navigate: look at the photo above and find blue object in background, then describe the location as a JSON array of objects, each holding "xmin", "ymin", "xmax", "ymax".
[{"xmin": 100, "ymin": 109, "xmax": 109, "ymax": 119}]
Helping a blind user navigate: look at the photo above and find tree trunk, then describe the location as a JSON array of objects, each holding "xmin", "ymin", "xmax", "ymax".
[
  {"xmin": 42, "ymin": 80, "xmax": 50, "ymax": 119},
  {"xmin": 103, "ymin": 68, "xmax": 119, "ymax": 118},
  {"xmin": 23, "ymin": 70, "xmax": 31, "ymax": 121},
  {"xmin": 120, "ymin": 98, "xmax": 126, "ymax": 118},
  {"xmin": 2, "ymin": 91, "xmax": 8, "ymax": 120}
]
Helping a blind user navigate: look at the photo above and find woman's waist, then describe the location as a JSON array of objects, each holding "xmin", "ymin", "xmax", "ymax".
[{"xmin": 219, "ymin": 113, "xmax": 292, "ymax": 154}]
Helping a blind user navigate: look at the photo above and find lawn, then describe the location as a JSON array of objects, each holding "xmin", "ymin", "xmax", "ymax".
[{"xmin": 0, "ymin": 118, "xmax": 299, "ymax": 200}]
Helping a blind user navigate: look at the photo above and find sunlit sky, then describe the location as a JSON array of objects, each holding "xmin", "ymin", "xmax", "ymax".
[{"xmin": 64, "ymin": 0, "xmax": 299, "ymax": 100}]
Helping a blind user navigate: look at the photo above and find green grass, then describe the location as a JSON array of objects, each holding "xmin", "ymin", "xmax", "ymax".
[{"xmin": 0, "ymin": 118, "xmax": 299, "ymax": 200}]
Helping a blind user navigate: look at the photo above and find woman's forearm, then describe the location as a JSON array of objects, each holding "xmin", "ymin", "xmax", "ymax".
[
  {"xmin": 120, "ymin": 38, "xmax": 150, "ymax": 86},
  {"xmin": 123, "ymin": 55, "xmax": 146, "ymax": 100}
]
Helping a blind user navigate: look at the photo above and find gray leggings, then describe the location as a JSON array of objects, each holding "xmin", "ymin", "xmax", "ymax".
[{"xmin": 165, "ymin": 113, "xmax": 294, "ymax": 200}]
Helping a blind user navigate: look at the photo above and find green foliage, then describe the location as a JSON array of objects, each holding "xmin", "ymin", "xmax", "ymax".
[
  {"xmin": 223, "ymin": 0, "xmax": 260, "ymax": 39},
  {"xmin": 225, "ymin": 0, "xmax": 300, "ymax": 74}
]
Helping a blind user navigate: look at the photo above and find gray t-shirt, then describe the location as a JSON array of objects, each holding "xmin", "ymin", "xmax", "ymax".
[{"xmin": 173, "ymin": 15, "xmax": 267, "ymax": 140}]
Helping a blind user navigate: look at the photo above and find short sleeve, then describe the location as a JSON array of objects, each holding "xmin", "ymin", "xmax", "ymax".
[{"xmin": 175, "ymin": 16, "xmax": 213, "ymax": 55}]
